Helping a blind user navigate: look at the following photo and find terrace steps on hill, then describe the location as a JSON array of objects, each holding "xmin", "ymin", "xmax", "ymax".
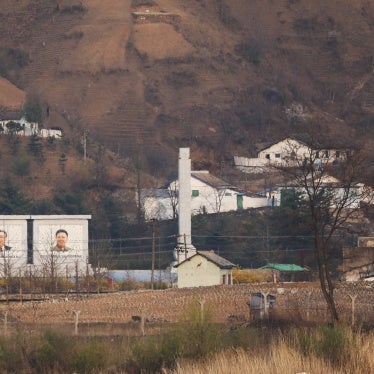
[
  {"xmin": 362, "ymin": 80, "xmax": 374, "ymax": 113},
  {"xmin": 90, "ymin": 96, "xmax": 162, "ymax": 152}
]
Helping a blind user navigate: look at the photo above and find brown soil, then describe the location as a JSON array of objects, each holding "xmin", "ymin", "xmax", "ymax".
[
  {"xmin": 0, "ymin": 77, "xmax": 25, "ymax": 109},
  {"xmin": 3, "ymin": 282, "xmax": 373, "ymax": 329}
]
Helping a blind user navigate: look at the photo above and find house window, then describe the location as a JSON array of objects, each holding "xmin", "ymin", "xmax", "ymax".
[
  {"xmin": 228, "ymin": 274, "xmax": 232, "ymax": 285},
  {"xmin": 192, "ymin": 190, "xmax": 199, "ymax": 197},
  {"xmin": 222, "ymin": 274, "xmax": 226, "ymax": 284},
  {"xmin": 275, "ymin": 153, "xmax": 281, "ymax": 158},
  {"xmin": 225, "ymin": 192, "xmax": 232, "ymax": 196},
  {"xmin": 265, "ymin": 154, "xmax": 270, "ymax": 160}
]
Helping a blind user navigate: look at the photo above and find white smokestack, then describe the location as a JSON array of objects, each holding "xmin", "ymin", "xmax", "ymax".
[{"xmin": 174, "ymin": 148, "xmax": 196, "ymax": 263}]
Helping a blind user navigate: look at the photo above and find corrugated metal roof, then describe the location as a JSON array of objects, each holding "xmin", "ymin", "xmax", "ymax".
[{"xmin": 260, "ymin": 263, "xmax": 306, "ymax": 272}]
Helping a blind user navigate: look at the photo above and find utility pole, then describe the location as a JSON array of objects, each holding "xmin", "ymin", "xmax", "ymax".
[
  {"xmin": 151, "ymin": 220, "xmax": 156, "ymax": 289},
  {"xmin": 83, "ymin": 129, "xmax": 87, "ymax": 164}
]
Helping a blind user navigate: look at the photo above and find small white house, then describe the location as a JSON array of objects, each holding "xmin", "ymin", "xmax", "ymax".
[
  {"xmin": 257, "ymin": 137, "xmax": 311, "ymax": 163},
  {"xmin": 139, "ymin": 170, "xmax": 268, "ymax": 221},
  {"xmin": 0, "ymin": 116, "xmax": 62, "ymax": 138},
  {"xmin": 235, "ymin": 137, "xmax": 350, "ymax": 173},
  {"xmin": 174, "ymin": 250, "xmax": 235, "ymax": 288},
  {"xmin": 258, "ymin": 174, "xmax": 364, "ymax": 209}
]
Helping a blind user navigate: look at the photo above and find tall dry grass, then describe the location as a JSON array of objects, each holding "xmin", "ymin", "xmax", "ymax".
[{"xmin": 173, "ymin": 328, "xmax": 374, "ymax": 374}]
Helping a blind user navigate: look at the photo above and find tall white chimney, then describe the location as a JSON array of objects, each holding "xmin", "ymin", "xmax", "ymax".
[{"xmin": 174, "ymin": 148, "xmax": 196, "ymax": 263}]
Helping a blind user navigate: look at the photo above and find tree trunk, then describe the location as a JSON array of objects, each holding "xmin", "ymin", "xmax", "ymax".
[{"xmin": 315, "ymin": 236, "xmax": 339, "ymax": 323}]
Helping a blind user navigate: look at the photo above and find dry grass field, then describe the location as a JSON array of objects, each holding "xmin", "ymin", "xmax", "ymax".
[
  {"xmin": 2, "ymin": 282, "xmax": 373, "ymax": 334},
  {"xmin": 0, "ymin": 282, "xmax": 372, "ymax": 373}
]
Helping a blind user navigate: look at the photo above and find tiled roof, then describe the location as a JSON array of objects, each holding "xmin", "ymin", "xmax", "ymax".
[
  {"xmin": 177, "ymin": 250, "xmax": 236, "ymax": 269},
  {"xmin": 197, "ymin": 250, "xmax": 235, "ymax": 268},
  {"xmin": 191, "ymin": 171, "xmax": 234, "ymax": 189}
]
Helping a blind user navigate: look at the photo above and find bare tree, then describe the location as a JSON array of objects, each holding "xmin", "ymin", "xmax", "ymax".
[
  {"xmin": 211, "ymin": 187, "xmax": 227, "ymax": 213},
  {"xmin": 167, "ymin": 181, "xmax": 179, "ymax": 220},
  {"xmin": 277, "ymin": 138, "xmax": 372, "ymax": 323}
]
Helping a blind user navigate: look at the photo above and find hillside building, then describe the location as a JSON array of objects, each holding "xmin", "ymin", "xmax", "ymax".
[
  {"xmin": 0, "ymin": 116, "xmax": 62, "ymax": 138},
  {"xmin": 139, "ymin": 170, "xmax": 267, "ymax": 221},
  {"xmin": 234, "ymin": 137, "xmax": 350, "ymax": 173}
]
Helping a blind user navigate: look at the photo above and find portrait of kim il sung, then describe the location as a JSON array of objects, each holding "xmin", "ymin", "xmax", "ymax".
[{"xmin": 51, "ymin": 229, "xmax": 73, "ymax": 252}]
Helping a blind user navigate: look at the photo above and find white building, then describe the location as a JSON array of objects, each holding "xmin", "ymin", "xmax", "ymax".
[
  {"xmin": 0, "ymin": 116, "xmax": 62, "ymax": 138},
  {"xmin": 140, "ymin": 170, "xmax": 267, "ymax": 221},
  {"xmin": 235, "ymin": 137, "xmax": 349, "ymax": 173},
  {"xmin": 174, "ymin": 250, "xmax": 235, "ymax": 288},
  {"xmin": 258, "ymin": 174, "xmax": 364, "ymax": 209},
  {"xmin": 0, "ymin": 215, "xmax": 91, "ymax": 277}
]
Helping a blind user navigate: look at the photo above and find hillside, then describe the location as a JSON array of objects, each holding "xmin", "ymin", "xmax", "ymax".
[{"xmin": 0, "ymin": 0, "xmax": 373, "ymax": 225}]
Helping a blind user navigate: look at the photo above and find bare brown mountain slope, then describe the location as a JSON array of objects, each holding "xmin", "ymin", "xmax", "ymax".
[
  {"xmin": 0, "ymin": 77, "xmax": 25, "ymax": 109},
  {"xmin": 0, "ymin": 0, "xmax": 373, "ymax": 174}
]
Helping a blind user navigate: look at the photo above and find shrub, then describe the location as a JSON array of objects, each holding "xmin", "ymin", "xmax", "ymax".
[
  {"xmin": 29, "ymin": 330, "xmax": 71, "ymax": 372},
  {"xmin": 64, "ymin": 31, "xmax": 84, "ymax": 39},
  {"xmin": 0, "ymin": 336, "xmax": 24, "ymax": 373},
  {"xmin": 314, "ymin": 325, "xmax": 353, "ymax": 366},
  {"xmin": 293, "ymin": 17, "xmax": 318, "ymax": 32},
  {"xmin": 24, "ymin": 99, "xmax": 42, "ymax": 123},
  {"xmin": 233, "ymin": 268, "xmax": 270, "ymax": 283},
  {"xmin": 60, "ymin": 4, "xmax": 86, "ymax": 13},
  {"xmin": 165, "ymin": 70, "xmax": 197, "ymax": 88},
  {"xmin": 131, "ymin": 0, "xmax": 156, "ymax": 6},
  {"xmin": 72, "ymin": 341, "xmax": 110, "ymax": 373},
  {"xmin": 294, "ymin": 325, "xmax": 363, "ymax": 369},
  {"xmin": 235, "ymin": 42, "xmax": 261, "ymax": 65},
  {"xmin": 128, "ymin": 334, "xmax": 180, "ymax": 372},
  {"xmin": 12, "ymin": 156, "xmax": 31, "ymax": 176},
  {"xmin": 126, "ymin": 300, "xmax": 225, "ymax": 372}
]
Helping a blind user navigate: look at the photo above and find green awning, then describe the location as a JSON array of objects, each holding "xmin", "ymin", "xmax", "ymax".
[{"xmin": 260, "ymin": 263, "xmax": 306, "ymax": 272}]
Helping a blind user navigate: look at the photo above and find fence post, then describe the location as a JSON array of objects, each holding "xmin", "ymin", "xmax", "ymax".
[
  {"xmin": 306, "ymin": 291, "xmax": 312, "ymax": 321},
  {"xmin": 73, "ymin": 310, "xmax": 81, "ymax": 335},
  {"xmin": 197, "ymin": 298, "xmax": 206, "ymax": 323},
  {"xmin": 348, "ymin": 294, "xmax": 357, "ymax": 326},
  {"xmin": 261, "ymin": 291, "xmax": 270, "ymax": 319},
  {"xmin": 3, "ymin": 311, "xmax": 8, "ymax": 336},
  {"xmin": 140, "ymin": 312, "xmax": 146, "ymax": 336}
]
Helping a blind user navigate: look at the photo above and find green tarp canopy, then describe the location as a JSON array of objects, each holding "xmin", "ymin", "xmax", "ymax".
[{"xmin": 260, "ymin": 263, "xmax": 306, "ymax": 272}]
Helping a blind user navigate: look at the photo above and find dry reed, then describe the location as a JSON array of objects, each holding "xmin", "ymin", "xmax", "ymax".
[{"xmin": 172, "ymin": 330, "xmax": 374, "ymax": 374}]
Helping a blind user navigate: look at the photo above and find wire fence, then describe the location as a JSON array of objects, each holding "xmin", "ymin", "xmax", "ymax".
[{"xmin": 0, "ymin": 283, "xmax": 373, "ymax": 336}]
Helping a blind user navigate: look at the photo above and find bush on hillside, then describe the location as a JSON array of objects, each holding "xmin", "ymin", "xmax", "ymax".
[
  {"xmin": 235, "ymin": 42, "xmax": 261, "ymax": 65},
  {"xmin": 24, "ymin": 99, "xmax": 42, "ymax": 123}
]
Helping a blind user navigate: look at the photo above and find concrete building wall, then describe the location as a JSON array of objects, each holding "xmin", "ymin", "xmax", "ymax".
[
  {"xmin": 177, "ymin": 255, "xmax": 232, "ymax": 288},
  {"xmin": 0, "ymin": 215, "xmax": 28, "ymax": 276},
  {"xmin": 0, "ymin": 215, "xmax": 91, "ymax": 277},
  {"xmin": 32, "ymin": 215, "xmax": 90, "ymax": 276},
  {"xmin": 257, "ymin": 138, "xmax": 310, "ymax": 162},
  {"xmin": 343, "ymin": 246, "xmax": 374, "ymax": 281}
]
